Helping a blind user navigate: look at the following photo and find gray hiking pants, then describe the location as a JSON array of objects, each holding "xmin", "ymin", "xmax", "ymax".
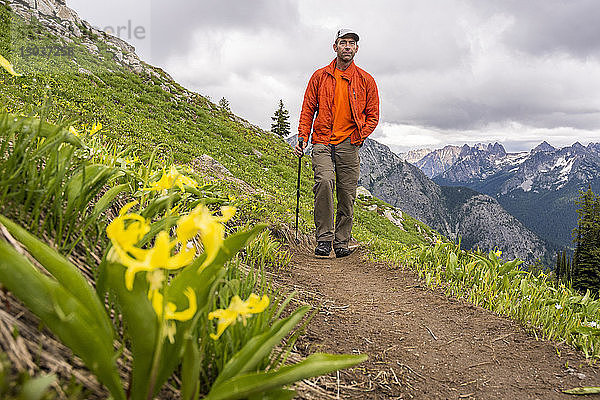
[{"xmin": 311, "ymin": 137, "xmax": 360, "ymax": 250}]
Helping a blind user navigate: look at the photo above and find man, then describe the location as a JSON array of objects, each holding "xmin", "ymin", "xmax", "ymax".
[{"xmin": 295, "ymin": 28, "xmax": 379, "ymax": 258}]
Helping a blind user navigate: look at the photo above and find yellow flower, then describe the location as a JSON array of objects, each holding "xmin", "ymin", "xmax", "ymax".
[
  {"xmin": 165, "ymin": 322, "xmax": 177, "ymax": 344},
  {"xmin": 175, "ymin": 174, "xmax": 198, "ymax": 191},
  {"xmin": 151, "ymin": 287, "xmax": 197, "ymax": 321},
  {"xmin": 106, "ymin": 213, "xmax": 150, "ymax": 253},
  {"xmin": 90, "ymin": 122, "xmax": 102, "ymax": 135},
  {"xmin": 166, "ymin": 204, "xmax": 180, "ymax": 217},
  {"xmin": 147, "ymin": 167, "xmax": 177, "ymax": 192},
  {"xmin": 175, "ymin": 205, "xmax": 236, "ymax": 269},
  {"xmin": 146, "ymin": 269, "xmax": 165, "ymax": 295},
  {"xmin": 120, "ymin": 200, "xmax": 139, "ymax": 215},
  {"xmin": 107, "ymin": 209, "xmax": 195, "ymax": 290},
  {"xmin": 0, "ymin": 54, "xmax": 22, "ymax": 77},
  {"xmin": 150, "ymin": 287, "xmax": 197, "ymax": 344},
  {"xmin": 494, "ymin": 248, "xmax": 502, "ymax": 258},
  {"xmin": 208, "ymin": 293, "xmax": 269, "ymax": 340},
  {"xmin": 147, "ymin": 166, "xmax": 198, "ymax": 192},
  {"xmin": 123, "ymin": 231, "xmax": 195, "ymax": 290}
]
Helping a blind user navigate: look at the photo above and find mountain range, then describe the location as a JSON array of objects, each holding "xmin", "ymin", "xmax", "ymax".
[
  {"xmin": 412, "ymin": 141, "xmax": 600, "ymax": 250},
  {"xmin": 287, "ymin": 135, "xmax": 549, "ymax": 263}
]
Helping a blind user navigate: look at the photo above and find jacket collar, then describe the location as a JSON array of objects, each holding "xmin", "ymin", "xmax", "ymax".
[{"xmin": 325, "ymin": 58, "xmax": 357, "ymax": 78}]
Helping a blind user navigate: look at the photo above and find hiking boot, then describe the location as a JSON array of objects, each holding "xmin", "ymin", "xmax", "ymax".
[
  {"xmin": 314, "ymin": 241, "xmax": 332, "ymax": 257},
  {"xmin": 334, "ymin": 247, "xmax": 354, "ymax": 258}
]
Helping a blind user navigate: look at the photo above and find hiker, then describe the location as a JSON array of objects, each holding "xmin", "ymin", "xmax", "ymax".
[{"xmin": 294, "ymin": 28, "xmax": 380, "ymax": 258}]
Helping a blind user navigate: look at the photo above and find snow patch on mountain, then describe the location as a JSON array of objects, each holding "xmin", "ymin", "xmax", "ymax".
[
  {"xmin": 520, "ymin": 177, "xmax": 533, "ymax": 192},
  {"xmin": 557, "ymin": 157, "xmax": 574, "ymax": 177}
]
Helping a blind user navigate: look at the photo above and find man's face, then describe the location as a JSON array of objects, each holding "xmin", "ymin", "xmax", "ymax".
[{"xmin": 333, "ymin": 36, "xmax": 358, "ymax": 63}]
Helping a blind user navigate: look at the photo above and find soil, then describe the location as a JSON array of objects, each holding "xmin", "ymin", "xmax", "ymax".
[{"xmin": 271, "ymin": 241, "xmax": 600, "ymax": 399}]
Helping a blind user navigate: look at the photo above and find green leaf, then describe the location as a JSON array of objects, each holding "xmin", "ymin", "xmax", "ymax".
[
  {"xmin": 205, "ymin": 353, "xmax": 368, "ymax": 400},
  {"xmin": 248, "ymin": 388, "xmax": 297, "ymax": 400},
  {"xmin": 18, "ymin": 374, "xmax": 56, "ymax": 400},
  {"xmin": 181, "ymin": 334, "xmax": 201, "ymax": 400},
  {"xmin": 66, "ymin": 164, "xmax": 116, "ymax": 205},
  {"xmin": 213, "ymin": 306, "xmax": 310, "ymax": 387},
  {"xmin": 0, "ymin": 240, "xmax": 125, "ymax": 400},
  {"xmin": 102, "ymin": 260, "xmax": 157, "ymax": 400},
  {"xmin": 92, "ymin": 183, "xmax": 130, "ymax": 216},
  {"xmin": 140, "ymin": 193, "xmax": 182, "ymax": 221},
  {"xmin": 571, "ymin": 326, "xmax": 600, "ymax": 336},
  {"xmin": 563, "ymin": 386, "xmax": 600, "ymax": 395},
  {"xmin": 499, "ymin": 259, "xmax": 523, "ymax": 275},
  {"xmin": 0, "ymin": 215, "xmax": 113, "ymax": 340}
]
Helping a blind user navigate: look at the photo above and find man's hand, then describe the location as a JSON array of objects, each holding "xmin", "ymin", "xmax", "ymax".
[{"xmin": 294, "ymin": 139, "xmax": 307, "ymax": 157}]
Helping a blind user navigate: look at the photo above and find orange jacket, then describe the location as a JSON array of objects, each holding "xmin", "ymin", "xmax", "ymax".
[{"xmin": 298, "ymin": 59, "xmax": 379, "ymax": 146}]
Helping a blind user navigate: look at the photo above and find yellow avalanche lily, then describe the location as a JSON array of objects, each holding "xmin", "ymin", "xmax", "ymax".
[
  {"xmin": 106, "ymin": 213, "xmax": 150, "ymax": 259},
  {"xmin": 208, "ymin": 293, "xmax": 269, "ymax": 340},
  {"xmin": 151, "ymin": 287, "xmax": 197, "ymax": 321},
  {"xmin": 107, "ymin": 210, "xmax": 195, "ymax": 290},
  {"xmin": 176, "ymin": 204, "xmax": 236, "ymax": 269},
  {"xmin": 150, "ymin": 287, "xmax": 197, "ymax": 343},
  {"xmin": 90, "ymin": 122, "xmax": 102, "ymax": 135},
  {"xmin": 147, "ymin": 166, "xmax": 198, "ymax": 192},
  {"xmin": 0, "ymin": 54, "xmax": 22, "ymax": 77}
]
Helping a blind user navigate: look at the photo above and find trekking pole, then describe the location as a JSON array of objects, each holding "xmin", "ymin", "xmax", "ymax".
[{"xmin": 295, "ymin": 137, "xmax": 303, "ymax": 243}]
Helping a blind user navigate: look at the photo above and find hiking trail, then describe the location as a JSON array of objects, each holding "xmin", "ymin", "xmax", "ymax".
[{"xmin": 271, "ymin": 242, "xmax": 599, "ymax": 399}]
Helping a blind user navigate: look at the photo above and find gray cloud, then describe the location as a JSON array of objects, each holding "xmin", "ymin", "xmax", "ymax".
[
  {"xmin": 68, "ymin": 0, "xmax": 600, "ymax": 153},
  {"xmin": 148, "ymin": 0, "xmax": 301, "ymax": 60},
  {"xmin": 481, "ymin": 0, "xmax": 600, "ymax": 58}
]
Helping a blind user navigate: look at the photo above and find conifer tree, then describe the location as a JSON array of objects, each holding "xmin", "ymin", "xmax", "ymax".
[
  {"xmin": 218, "ymin": 97, "xmax": 230, "ymax": 112},
  {"xmin": 555, "ymin": 251, "xmax": 563, "ymax": 282},
  {"xmin": 556, "ymin": 250, "xmax": 573, "ymax": 284},
  {"xmin": 271, "ymin": 99, "xmax": 291, "ymax": 138},
  {"xmin": 572, "ymin": 186, "xmax": 600, "ymax": 292},
  {"xmin": 563, "ymin": 251, "xmax": 570, "ymax": 282}
]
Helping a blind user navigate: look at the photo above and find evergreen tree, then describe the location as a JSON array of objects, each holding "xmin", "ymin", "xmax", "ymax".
[
  {"xmin": 555, "ymin": 250, "xmax": 573, "ymax": 285},
  {"xmin": 563, "ymin": 251, "xmax": 569, "ymax": 282},
  {"xmin": 572, "ymin": 186, "xmax": 600, "ymax": 293},
  {"xmin": 555, "ymin": 251, "xmax": 563, "ymax": 282},
  {"xmin": 270, "ymin": 99, "xmax": 291, "ymax": 138},
  {"xmin": 218, "ymin": 97, "xmax": 230, "ymax": 112}
]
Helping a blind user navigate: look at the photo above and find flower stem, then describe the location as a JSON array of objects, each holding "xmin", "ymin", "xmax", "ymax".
[{"xmin": 147, "ymin": 315, "xmax": 165, "ymax": 399}]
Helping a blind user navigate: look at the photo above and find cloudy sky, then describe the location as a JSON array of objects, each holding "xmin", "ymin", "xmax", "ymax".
[{"xmin": 68, "ymin": 0, "xmax": 600, "ymax": 153}]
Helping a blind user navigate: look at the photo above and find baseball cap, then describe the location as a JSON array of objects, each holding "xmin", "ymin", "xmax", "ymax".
[{"xmin": 335, "ymin": 28, "xmax": 359, "ymax": 42}]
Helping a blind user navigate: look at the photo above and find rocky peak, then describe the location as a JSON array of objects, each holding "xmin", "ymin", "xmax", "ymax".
[
  {"xmin": 7, "ymin": 0, "xmax": 153, "ymax": 75},
  {"xmin": 459, "ymin": 144, "xmax": 472, "ymax": 157},
  {"xmin": 588, "ymin": 143, "xmax": 600, "ymax": 154},
  {"xmin": 489, "ymin": 142, "xmax": 507, "ymax": 156},
  {"xmin": 399, "ymin": 148, "xmax": 432, "ymax": 164},
  {"xmin": 572, "ymin": 142, "xmax": 584, "ymax": 150},
  {"xmin": 531, "ymin": 141, "xmax": 556, "ymax": 154},
  {"xmin": 567, "ymin": 142, "xmax": 588, "ymax": 157}
]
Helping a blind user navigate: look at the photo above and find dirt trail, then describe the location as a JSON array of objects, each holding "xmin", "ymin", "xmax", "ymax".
[{"xmin": 273, "ymin": 242, "xmax": 600, "ymax": 399}]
